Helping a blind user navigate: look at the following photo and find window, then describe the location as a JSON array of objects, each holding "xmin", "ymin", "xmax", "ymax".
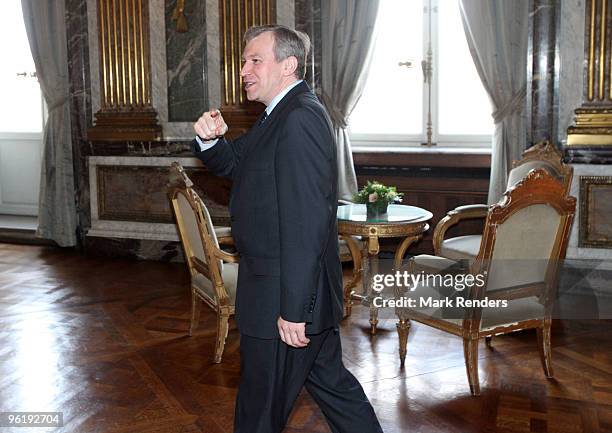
[
  {"xmin": 0, "ymin": 1, "xmax": 45, "ymax": 136},
  {"xmin": 349, "ymin": 0, "xmax": 493, "ymax": 147},
  {"xmin": 0, "ymin": 1, "xmax": 45, "ymax": 217}
]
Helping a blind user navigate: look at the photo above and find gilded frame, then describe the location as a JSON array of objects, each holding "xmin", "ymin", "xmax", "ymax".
[{"xmin": 579, "ymin": 175, "xmax": 612, "ymax": 248}]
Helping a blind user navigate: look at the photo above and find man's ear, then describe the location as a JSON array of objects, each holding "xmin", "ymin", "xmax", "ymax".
[{"xmin": 282, "ymin": 56, "xmax": 298, "ymax": 77}]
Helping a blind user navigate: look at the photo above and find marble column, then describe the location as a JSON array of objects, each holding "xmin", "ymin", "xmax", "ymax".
[
  {"xmin": 65, "ymin": 0, "xmax": 93, "ymax": 244},
  {"xmin": 526, "ymin": 0, "xmax": 560, "ymax": 145},
  {"xmin": 295, "ymin": 0, "xmax": 322, "ymax": 94}
]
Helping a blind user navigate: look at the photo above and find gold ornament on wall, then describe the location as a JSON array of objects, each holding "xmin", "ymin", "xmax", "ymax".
[{"xmin": 172, "ymin": 0, "xmax": 188, "ymax": 33}]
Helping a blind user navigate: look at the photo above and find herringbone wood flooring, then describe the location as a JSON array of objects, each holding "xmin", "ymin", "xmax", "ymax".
[{"xmin": 0, "ymin": 243, "xmax": 610, "ymax": 433}]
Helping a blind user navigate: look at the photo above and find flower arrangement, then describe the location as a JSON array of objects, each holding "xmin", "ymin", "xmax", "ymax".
[{"xmin": 353, "ymin": 180, "xmax": 403, "ymax": 217}]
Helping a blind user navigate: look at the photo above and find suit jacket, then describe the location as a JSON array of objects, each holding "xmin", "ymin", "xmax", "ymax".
[{"xmin": 192, "ymin": 82, "xmax": 343, "ymax": 339}]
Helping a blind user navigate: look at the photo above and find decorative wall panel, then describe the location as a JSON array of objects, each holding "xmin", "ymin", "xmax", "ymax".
[
  {"xmin": 88, "ymin": 0, "xmax": 162, "ymax": 141},
  {"xmin": 568, "ymin": 165, "xmax": 612, "ymax": 259},
  {"xmin": 165, "ymin": 0, "xmax": 208, "ymax": 122},
  {"xmin": 579, "ymin": 176, "xmax": 612, "ymax": 248},
  {"xmin": 88, "ymin": 156, "xmax": 230, "ymax": 241},
  {"xmin": 567, "ymin": 0, "xmax": 612, "ymax": 147}
]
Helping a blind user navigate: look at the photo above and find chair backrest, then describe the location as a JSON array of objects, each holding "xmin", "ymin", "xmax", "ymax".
[
  {"xmin": 168, "ymin": 162, "xmax": 223, "ymax": 284},
  {"xmin": 507, "ymin": 141, "xmax": 573, "ymax": 194},
  {"xmin": 472, "ymin": 169, "xmax": 576, "ymax": 314}
]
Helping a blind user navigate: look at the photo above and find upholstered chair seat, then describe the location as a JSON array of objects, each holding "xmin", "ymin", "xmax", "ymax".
[{"xmin": 437, "ymin": 235, "xmax": 482, "ymax": 261}]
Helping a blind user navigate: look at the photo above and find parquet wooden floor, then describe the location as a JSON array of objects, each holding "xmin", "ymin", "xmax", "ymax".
[{"xmin": 0, "ymin": 243, "xmax": 611, "ymax": 433}]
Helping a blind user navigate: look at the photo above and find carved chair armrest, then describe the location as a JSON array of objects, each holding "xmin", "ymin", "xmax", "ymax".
[
  {"xmin": 452, "ymin": 204, "xmax": 489, "ymax": 215},
  {"xmin": 432, "ymin": 204, "xmax": 489, "ymax": 255},
  {"xmin": 191, "ymin": 255, "xmax": 236, "ymax": 306},
  {"xmin": 217, "ymin": 235, "xmax": 235, "ymax": 246},
  {"xmin": 213, "ymin": 248, "xmax": 239, "ymax": 263}
]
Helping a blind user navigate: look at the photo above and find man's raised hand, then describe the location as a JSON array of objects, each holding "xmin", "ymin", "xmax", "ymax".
[{"xmin": 194, "ymin": 109, "xmax": 228, "ymax": 140}]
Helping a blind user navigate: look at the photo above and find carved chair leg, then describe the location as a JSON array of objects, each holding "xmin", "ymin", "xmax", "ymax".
[
  {"xmin": 463, "ymin": 337, "xmax": 480, "ymax": 396},
  {"xmin": 213, "ymin": 312, "xmax": 230, "ymax": 364},
  {"xmin": 369, "ymin": 304, "xmax": 379, "ymax": 335},
  {"xmin": 537, "ymin": 320, "xmax": 554, "ymax": 378},
  {"xmin": 397, "ymin": 318, "xmax": 411, "ymax": 366},
  {"xmin": 189, "ymin": 290, "xmax": 202, "ymax": 336}
]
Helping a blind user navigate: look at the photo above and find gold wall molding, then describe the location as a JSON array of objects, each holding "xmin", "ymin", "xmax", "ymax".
[
  {"xmin": 218, "ymin": 0, "xmax": 276, "ymax": 138},
  {"xmin": 221, "ymin": 0, "xmax": 275, "ymax": 107},
  {"xmin": 567, "ymin": 0, "xmax": 612, "ymax": 146},
  {"xmin": 88, "ymin": 0, "xmax": 161, "ymax": 141}
]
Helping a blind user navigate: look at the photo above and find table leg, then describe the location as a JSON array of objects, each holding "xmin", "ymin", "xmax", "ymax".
[
  {"xmin": 368, "ymin": 251, "xmax": 380, "ymax": 335},
  {"xmin": 394, "ymin": 235, "xmax": 422, "ymax": 271},
  {"xmin": 341, "ymin": 235, "xmax": 363, "ymax": 318}
]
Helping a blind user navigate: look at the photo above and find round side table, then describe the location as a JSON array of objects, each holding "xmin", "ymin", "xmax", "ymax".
[{"xmin": 337, "ymin": 204, "xmax": 433, "ymax": 334}]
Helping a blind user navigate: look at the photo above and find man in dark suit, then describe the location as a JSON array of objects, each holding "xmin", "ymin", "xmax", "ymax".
[{"xmin": 192, "ymin": 25, "xmax": 383, "ymax": 433}]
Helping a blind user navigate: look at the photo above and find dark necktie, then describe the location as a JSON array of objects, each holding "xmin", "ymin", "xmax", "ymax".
[{"xmin": 259, "ymin": 111, "xmax": 268, "ymax": 125}]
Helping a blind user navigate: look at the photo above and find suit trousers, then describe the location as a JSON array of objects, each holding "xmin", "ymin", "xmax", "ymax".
[{"xmin": 234, "ymin": 327, "xmax": 383, "ymax": 433}]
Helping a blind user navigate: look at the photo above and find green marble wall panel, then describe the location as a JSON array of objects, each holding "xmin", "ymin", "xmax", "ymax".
[{"xmin": 165, "ymin": 0, "xmax": 208, "ymax": 121}]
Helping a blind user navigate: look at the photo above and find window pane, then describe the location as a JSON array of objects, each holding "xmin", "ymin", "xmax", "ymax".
[
  {"xmin": 0, "ymin": 1, "xmax": 43, "ymax": 133},
  {"xmin": 438, "ymin": 0, "xmax": 492, "ymax": 135},
  {"xmin": 349, "ymin": 0, "xmax": 423, "ymax": 135}
]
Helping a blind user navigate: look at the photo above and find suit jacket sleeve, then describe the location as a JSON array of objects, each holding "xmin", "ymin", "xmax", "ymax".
[
  {"xmin": 276, "ymin": 108, "xmax": 335, "ymax": 323},
  {"xmin": 191, "ymin": 135, "xmax": 246, "ymax": 180}
]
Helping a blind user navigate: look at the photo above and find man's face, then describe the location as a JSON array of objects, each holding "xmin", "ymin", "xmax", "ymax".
[{"xmin": 241, "ymin": 32, "xmax": 291, "ymax": 106}]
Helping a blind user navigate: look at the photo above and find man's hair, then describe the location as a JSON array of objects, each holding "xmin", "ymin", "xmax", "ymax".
[{"xmin": 244, "ymin": 25, "xmax": 311, "ymax": 79}]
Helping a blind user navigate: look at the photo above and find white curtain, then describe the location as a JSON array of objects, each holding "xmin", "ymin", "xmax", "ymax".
[
  {"xmin": 321, "ymin": 0, "xmax": 380, "ymax": 200},
  {"xmin": 22, "ymin": 0, "xmax": 77, "ymax": 246},
  {"xmin": 459, "ymin": 0, "xmax": 529, "ymax": 204}
]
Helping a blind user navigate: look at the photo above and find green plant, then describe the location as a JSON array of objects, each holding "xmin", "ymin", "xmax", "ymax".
[{"xmin": 353, "ymin": 181, "xmax": 403, "ymax": 209}]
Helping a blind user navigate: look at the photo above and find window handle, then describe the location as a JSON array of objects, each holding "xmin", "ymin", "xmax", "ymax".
[{"xmin": 16, "ymin": 71, "xmax": 37, "ymax": 78}]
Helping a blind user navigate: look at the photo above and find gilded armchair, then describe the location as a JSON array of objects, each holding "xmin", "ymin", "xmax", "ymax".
[
  {"xmin": 396, "ymin": 169, "xmax": 576, "ymax": 395},
  {"xmin": 432, "ymin": 141, "xmax": 573, "ymax": 261},
  {"xmin": 168, "ymin": 162, "xmax": 238, "ymax": 363}
]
